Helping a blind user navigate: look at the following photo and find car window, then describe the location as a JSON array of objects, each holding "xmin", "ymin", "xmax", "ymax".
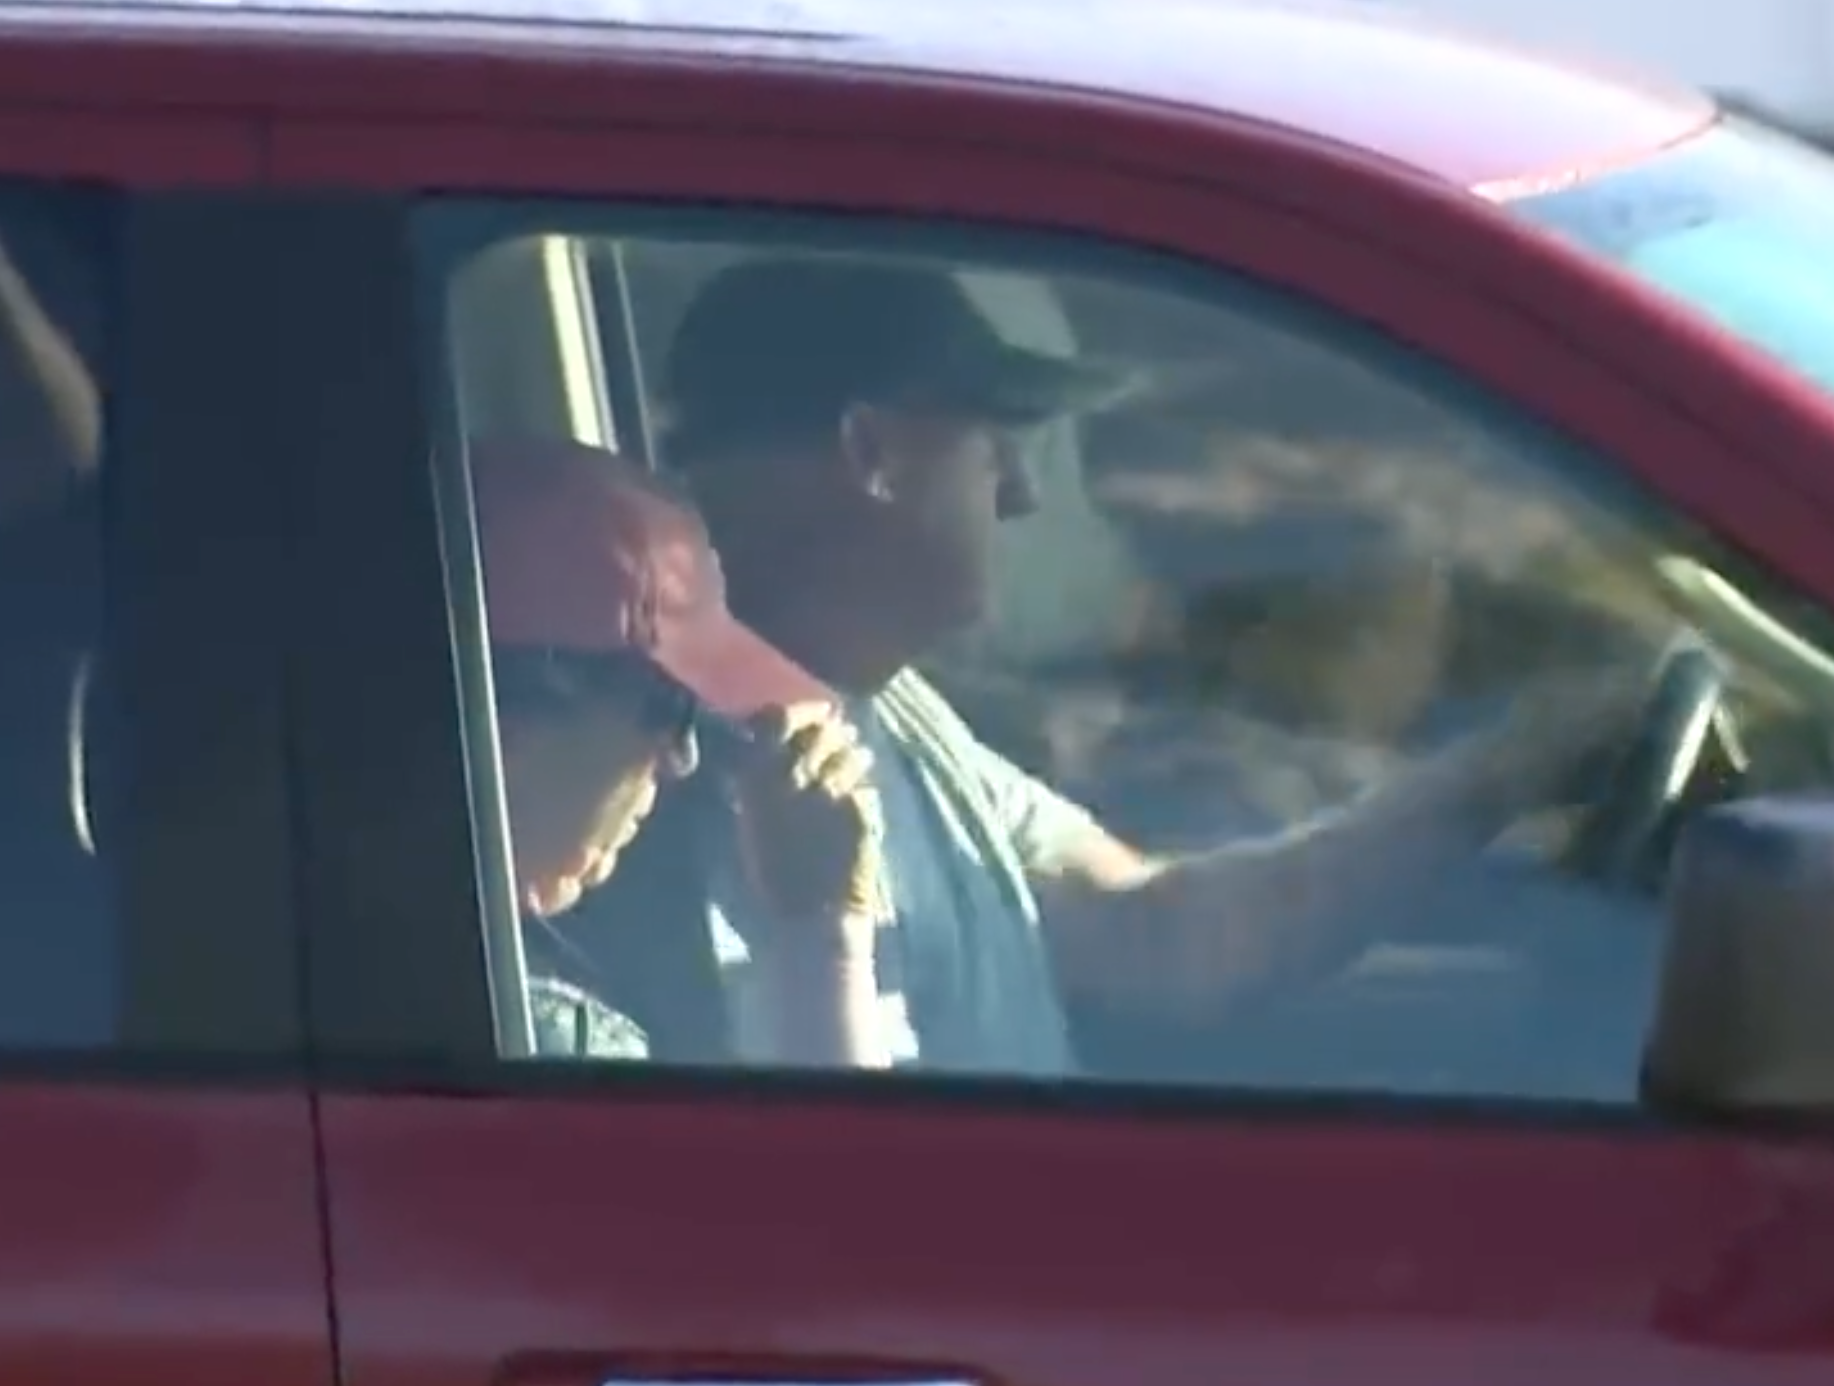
[
  {"xmin": 0, "ymin": 185, "xmax": 115, "ymax": 1050},
  {"xmin": 418, "ymin": 203, "xmax": 1834, "ymax": 1103}
]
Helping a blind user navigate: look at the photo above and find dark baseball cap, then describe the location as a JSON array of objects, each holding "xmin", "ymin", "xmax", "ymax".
[
  {"xmin": 662, "ymin": 257, "xmax": 1139, "ymax": 453},
  {"xmin": 471, "ymin": 436, "xmax": 831, "ymax": 720}
]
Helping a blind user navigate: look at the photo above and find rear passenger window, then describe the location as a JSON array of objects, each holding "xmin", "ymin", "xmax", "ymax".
[
  {"xmin": 0, "ymin": 187, "xmax": 111, "ymax": 1048},
  {"xmin": 420, "ymin": 202, "xmax": 1834, "ymax": 1107}
]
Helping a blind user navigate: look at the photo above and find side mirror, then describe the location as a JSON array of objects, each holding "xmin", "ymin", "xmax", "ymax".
[{"xmin": 1644, "ymin": 796, "xmax": 1834, "ymax": 1117}]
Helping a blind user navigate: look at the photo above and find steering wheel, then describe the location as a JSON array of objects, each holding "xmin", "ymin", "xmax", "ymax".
[
  {"xmin": 1075, "ymin": 645, "xmax": 1733, "ymax": 1097},
  {"xmin": 1565, "ymin": 640, "xmax": 1730, "ymax": 889}
]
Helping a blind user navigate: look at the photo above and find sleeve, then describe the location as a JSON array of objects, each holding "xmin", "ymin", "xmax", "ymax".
[
  {"xmin": 527, "ymin": 975, "xmax": 651, "ymax": 1061},
  {"xmin": 956, "ymin": 726, "xmax": 1103, "ymax": 876}
]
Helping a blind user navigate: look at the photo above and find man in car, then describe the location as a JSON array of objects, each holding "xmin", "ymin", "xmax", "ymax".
[
  {"xmin": 471, "ymin": 437, "xmax": 892, "ymax": 1066},
  {"xmin": 657, "ymin": 256, "xmax": 1648, "ymax": 1073}
]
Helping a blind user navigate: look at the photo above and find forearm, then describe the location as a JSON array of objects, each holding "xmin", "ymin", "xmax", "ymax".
[
  {"xmin": 1048, "ymin": 736, "xmax": 1527, "ymax": 1008},
  {"xmin": 751, "ymin": 920, "xmax": 892, "ymax": 1069},
  {"xmin": 1186, "ymin": 731, "xmax": 1523, "ymax": 930}
]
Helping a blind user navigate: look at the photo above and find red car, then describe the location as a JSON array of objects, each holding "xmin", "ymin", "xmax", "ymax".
[{"xmin": 0, "ymin": 1, "xmax": 1832, "ymax": 1383}]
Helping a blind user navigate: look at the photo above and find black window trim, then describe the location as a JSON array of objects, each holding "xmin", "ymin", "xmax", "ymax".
[
  {"xmin": 0, "ymin": 188, "xmax": 308, "ymax": 1082},
  {"xmin": 275, "ymin": 192, "xmax": 500, "ymax": 1079}
]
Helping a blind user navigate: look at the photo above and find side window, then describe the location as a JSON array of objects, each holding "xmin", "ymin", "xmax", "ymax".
[
  {"xmin": 0, "ymin": 187, "xmax": 113, "ymax": 1050},
  {"xmin": 420, "ymin": 205, "xmax": 1834, "ymax": 1102}
]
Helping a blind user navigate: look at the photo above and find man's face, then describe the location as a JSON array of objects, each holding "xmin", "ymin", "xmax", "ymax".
[
  {"xmin": 501, "ymin": 679, "xmax": 698, "ymax": 918},
  {"xmin": 851, "ymin": 404, "xmax": 1041, "ymax": 631}
]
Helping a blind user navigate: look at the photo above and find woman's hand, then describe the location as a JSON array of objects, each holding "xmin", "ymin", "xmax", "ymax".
[
  {"xmin": 727, "ymin": 702, "xmax": 892, "ymax": 1067},
  {"xmin": 728, "ymin": 701, "xmax": 888, "ymax": 940}
]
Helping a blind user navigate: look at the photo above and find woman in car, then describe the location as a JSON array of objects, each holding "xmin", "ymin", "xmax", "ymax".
[{"xmin": 472, "ymin": 437, "xmax": 891, "ymax": 1066}]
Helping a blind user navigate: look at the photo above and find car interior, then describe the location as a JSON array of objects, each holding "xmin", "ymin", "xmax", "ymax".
[{"xmin": 439, "ymin": 219, "xmax": 1834, "ymax": 1106}]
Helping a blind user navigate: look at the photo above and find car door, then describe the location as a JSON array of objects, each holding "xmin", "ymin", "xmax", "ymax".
[
  {"xmin": 273, "ymin": 74, "xmax": 1834, "ymax": 1386},
  {"xmin": 0, "ymin": 97, "xmax": 333, "ymax": 1385}
]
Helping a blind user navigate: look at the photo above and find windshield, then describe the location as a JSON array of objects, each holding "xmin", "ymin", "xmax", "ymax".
[{"xmin": 1505, "ymin": 118, "xmax": 1834, "ymax": 396}]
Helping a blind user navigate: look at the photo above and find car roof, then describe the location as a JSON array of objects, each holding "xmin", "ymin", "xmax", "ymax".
[{"xmin": 1, "ymin": 0, "xmax": 1715, "ymax": 188}]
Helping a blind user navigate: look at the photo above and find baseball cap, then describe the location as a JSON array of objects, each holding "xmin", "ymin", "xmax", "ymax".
[
  {"xmin": 470, "ymin": 436, "xmax": 831, "ymax": 720},
  {"xmin": 662, "ymin": 257, "xmax": 1139, "ymax": 455}
]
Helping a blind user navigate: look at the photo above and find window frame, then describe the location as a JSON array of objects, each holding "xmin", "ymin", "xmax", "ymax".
[
  {"xmin": 270, "ymin": 192, "xmax": 504, "ymax": 1079},
  {"xmin": 292, "ymin": 190, "xmax": 1834, "ymax": 1129}
]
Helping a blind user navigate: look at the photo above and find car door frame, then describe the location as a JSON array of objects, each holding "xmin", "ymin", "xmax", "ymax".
[
  {"xmin": 257, "ymin": 47, "xmax": 1834, "ymax": 588},
  {"xmin": 0, "ymin": 91, "xmax": 336, "ymax": 1386},
  {"xmin": 269, "ymin": 52, "xmax": 1834, "ymax": 1384}
]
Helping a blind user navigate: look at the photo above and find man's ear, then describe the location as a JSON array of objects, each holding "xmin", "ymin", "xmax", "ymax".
[{"xmin": 837, "ymin": 401, "xmax": 896, "ymax": 503}]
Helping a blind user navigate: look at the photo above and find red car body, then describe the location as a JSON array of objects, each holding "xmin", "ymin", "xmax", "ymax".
[{"xmin": 2, "ymin": 3, "xmax": 1831, "ymax": 1385}]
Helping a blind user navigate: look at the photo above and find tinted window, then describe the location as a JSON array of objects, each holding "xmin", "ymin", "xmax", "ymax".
[
  {"xmin": 0, "ymin": 186, "xmax": 113, "ymax": 1049},
  {"xmin": 419, "ymin": 203, "xmax": 1834, "ymax": 1103}
]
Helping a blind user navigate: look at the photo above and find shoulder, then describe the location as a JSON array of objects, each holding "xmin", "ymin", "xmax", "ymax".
[{"xmin": 874, "ymin": 671, "xmax": 1101, "ymax": 865}]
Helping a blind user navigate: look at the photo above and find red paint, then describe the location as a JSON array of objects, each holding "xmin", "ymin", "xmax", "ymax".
[
  {"xmin": 0, "ymin": 1087, "xmax": 327, "ymax": 1386},
  {"xmin": 0, "ymin": 0, "xmax": 1708, "ymax": 187},
  {"xmin": 273, "ymin": 10, "xmax": 1834, "ymax": 1386},
  {"xmin": 0, "ymin": 7, "xmax": 1828, "ymax": 1386},
  {"xmin": 320, "ymin": 1093, "xmax": 1834, "ymax": 1385}
]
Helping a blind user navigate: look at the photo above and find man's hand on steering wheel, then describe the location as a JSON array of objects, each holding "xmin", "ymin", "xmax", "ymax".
[
  {"xmin": 1566, "ymin": 641, "xmax": 1732, "ymax": 886},
  {"xmin": 1441, "ymin": 641, "xmax": 1730, "ymax": 887},
  {"xmin": 1426, "ymin": 666, "xmax": 1651, "ymax": 822}
]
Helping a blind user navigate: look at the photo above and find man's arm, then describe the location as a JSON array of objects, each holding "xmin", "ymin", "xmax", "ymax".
[
  {"xmin": 982, "ymin": 678, "xmax": 1641, "ymax": 1015},
  {"xmin": 1033, "ymin": 740, "xmax": 1524, "ymax": 1013}
]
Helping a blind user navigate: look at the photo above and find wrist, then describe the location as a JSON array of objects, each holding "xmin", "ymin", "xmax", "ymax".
[
  {"xmin": 751, "ymin": 924, "xmax": 890, "ymax": 1070},
  {"xmin": 754, "ymin": 913, "xmax": 880, "ymax": 969}
]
